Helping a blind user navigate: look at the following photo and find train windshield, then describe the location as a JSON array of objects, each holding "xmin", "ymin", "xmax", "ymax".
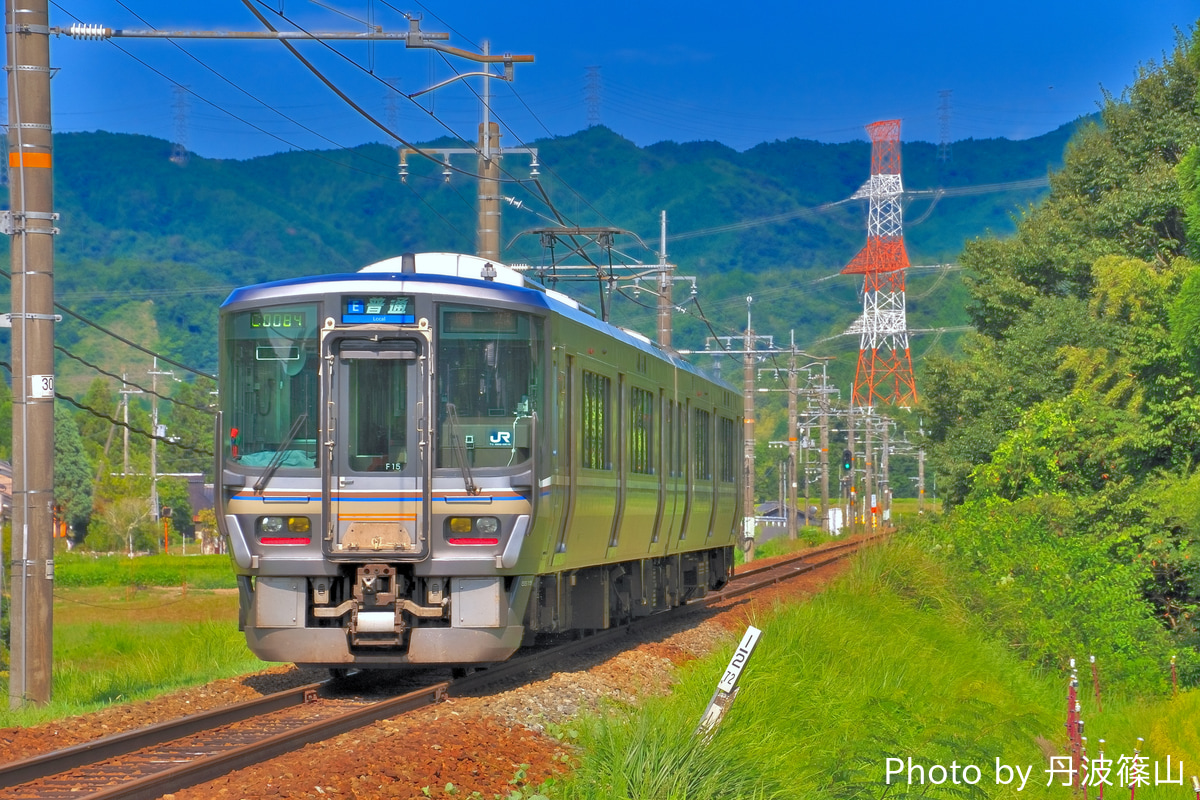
[
  {"xmin": 436, "ymin": 304, "xmax": 543, "ymax": 469},
  {"xmin": 221, "ymin": 304, "xmax": 320, "ymax": 470}
]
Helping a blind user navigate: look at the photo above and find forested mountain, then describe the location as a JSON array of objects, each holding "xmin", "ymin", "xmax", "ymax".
[
  {"xmin": 1, "ymin": 118, "xmax": 1077, "ymax": 388},
  {"xmin": 922, "ymin": 24, "xmax": 1200, "ymax": 675},
  {"xmin": 0, "ymin": 89, "xmax": 1080, "ymax": 544}
]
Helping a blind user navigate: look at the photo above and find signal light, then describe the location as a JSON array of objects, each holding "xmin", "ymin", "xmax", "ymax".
[{"xmin": 842, "ymin": 449, "xmax": 852, "ymax": 471}]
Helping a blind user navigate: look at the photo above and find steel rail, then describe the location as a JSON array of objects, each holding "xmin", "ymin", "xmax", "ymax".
[
  {"xmin": 79, "ymin": 681, "xmax": 448, "ymax": 800},
  {"xmin": 0, "ymin": 681, "xmax": 324, "ymax": 788}
]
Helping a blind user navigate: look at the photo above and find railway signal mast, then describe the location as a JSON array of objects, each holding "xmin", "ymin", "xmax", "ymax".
[{"xmin": 842, "ymin": 119, "xmax": 918, "ymax": 410}]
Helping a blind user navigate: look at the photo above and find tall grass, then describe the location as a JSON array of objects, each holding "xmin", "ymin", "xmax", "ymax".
[
  {"xmin": 0, "ymin": 590, "xmax": 261, "ymax": 728},
  {"xmin": 53, "ymin": 552, "xmax": 237, "ymax": 589},
  {"xmin": 557, "ymin": 541, "xmax": 1198, "ymax": 799}
]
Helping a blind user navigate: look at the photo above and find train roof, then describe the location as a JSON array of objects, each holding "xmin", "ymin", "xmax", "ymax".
[{"xmin": 222, "ymin": 253, "xmax": 733, "ymax": 390}]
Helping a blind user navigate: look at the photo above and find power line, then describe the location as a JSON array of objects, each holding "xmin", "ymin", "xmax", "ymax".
[
  {"xmin": 0, "ymin": 263, "xmax": 214, "ymax": 379},
  {"xmin": 0, "ymin": 361, "xmax": 214, "ymax": 456},
  {"xmin": 54, "ymin": 345, "xmax": 214, "ymax": 414}
]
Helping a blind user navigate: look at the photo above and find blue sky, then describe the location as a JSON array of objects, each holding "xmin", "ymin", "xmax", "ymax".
[{"xmin": 29, "ymin": 1, "xmax": 1200, "ymax": 160}]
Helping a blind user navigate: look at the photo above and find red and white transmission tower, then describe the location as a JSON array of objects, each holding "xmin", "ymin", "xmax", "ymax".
[{"xmin": 842, "ymin": 119, "xmax": 918, "ymax": 409}]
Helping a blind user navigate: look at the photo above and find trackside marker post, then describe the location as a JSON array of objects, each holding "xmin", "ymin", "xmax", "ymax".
[{"xmin": 696, "ymin": 625, "xmax": 761, "ymax": 742}]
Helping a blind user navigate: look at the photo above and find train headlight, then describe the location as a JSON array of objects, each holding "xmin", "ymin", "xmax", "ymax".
[
  {"xmin": 258, "ymin": 516, "xmax": 312, "ymax": 544},
  {"xmin": 445, "ymin": 516, "xmax": 501, "ymax": 545},
  {"xmin": 287, "ymin": 517, "xmax": 311, "ymax": 533}
]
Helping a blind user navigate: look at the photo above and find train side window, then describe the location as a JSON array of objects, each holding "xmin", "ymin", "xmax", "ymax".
[
  {"xmin": 630, "ymin": 386, "xmax": 654, "ymax": 475},
  {"xmin": 718, "ymin": 416, "xmax": 737, "ymax": 483},
  {"xmin": 693, "ymin": 408, "xmax": 712, "ymax": 481},
  {"xmin": 581, "ymin": 369, "xmax": 611, "ymax": 470}
]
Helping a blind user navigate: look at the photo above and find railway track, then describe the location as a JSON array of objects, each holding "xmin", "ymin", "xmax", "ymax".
[{"xmin": 1, "ymin": 532, "xmax": 882, "ymax": 799}]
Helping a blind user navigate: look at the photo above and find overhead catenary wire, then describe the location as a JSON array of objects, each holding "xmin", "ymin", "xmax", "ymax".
[
  {"xmin": 0, "ymin": 361, "xmax": 214, "ymax": 457},
  {"xmin": 54, "ymin": 345, "xmax": 215, "ymax": 414},
  {"xmin": 50, "ymin": 1, "xmax": 476, "ymax": 244},
  {"xmin": 0, "ymin": 263, "xmax": 215, "ymax": 379},
  {"xmin": 245, "ymin": 0, "xmax": 617, "ymax": 251}
]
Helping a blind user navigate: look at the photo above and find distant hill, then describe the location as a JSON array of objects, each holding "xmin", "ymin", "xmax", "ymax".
[{"xmin": 0, "ymin": 120, "xmax": 1087, "ymax": 391}]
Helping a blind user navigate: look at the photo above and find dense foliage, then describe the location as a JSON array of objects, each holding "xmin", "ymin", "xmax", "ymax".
[{"xmin": 924, "ymin": 23, "xmax": 1200, "ymax": 674}]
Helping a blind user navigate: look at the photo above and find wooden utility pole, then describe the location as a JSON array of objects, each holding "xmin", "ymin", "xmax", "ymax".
[{"xmin": 6, "ymin": 0, "xmax": 56, "ymax": 708}]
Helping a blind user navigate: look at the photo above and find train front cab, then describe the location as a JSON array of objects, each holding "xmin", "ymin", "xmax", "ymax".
[
  {"xmin": 218, "ymin": 283, "xmax": 546, "ymax": 666},
  {"xmin": 216, "ymin": 255, "xmax": 740, "ymax": 669}
]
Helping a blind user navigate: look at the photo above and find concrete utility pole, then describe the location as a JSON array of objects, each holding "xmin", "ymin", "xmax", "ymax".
[
  {"xmin": 476, "ymin": 41, "xmax": 501, "ymax": 261},
  {"xmin": 786, "ymin": 352, "xmax": 798, "ymax": 541},
  {"xmin": 742, "ymin": 309, "xmax": 756, "ymax": 561},
  {"xmin": 680, "ymin": 303, "xmax": 775, "ymax": 561},
  {"xmin": 881, "ymin": 420, "xmax": 891, "ymax": 524},
  {"xmin": 846, "ymin": 407, "xmax": 856, "ymax": 535},
  {"xmin": 657, "ymin": 211, "xmax": 673, "ymax": 349},
  {"xmin": 6, "ymin": 0, "xmax": 56, "ymax": 709},
  {"xmin": 149, "ymin": 358, "xmax": 174, "ymax": 530},
  {"xmin": 399, "ymin": 40, "xmax": 537, "ymax": 263},
  {"xmin": 818, "ymin": 367, "xmax": 831, "ymax": 532},
  {"xmin": 864, "ymin": 411, "xmax": 875, "ymax": 531},
  {"xmin": 918, "ymin": 444, "xmax": 926, "ymax": 514}
]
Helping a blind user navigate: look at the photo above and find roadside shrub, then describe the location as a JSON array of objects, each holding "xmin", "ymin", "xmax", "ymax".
[{"xmin": 914, "ymin": 496, "xmax": 1177, "ymax": 693}]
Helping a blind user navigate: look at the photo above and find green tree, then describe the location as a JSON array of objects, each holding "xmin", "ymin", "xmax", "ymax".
[
  {"xmin": 961, "ymin": 27, "xmax": 1200, "ymax": 341},
  {"xmin": 54, "ymin": 402, "xmax": 94, "ymax": 539},
  {"xmin": 76, "ymin": 377, "xmax": 118, "ymax": 464},
  {"xmin": 159, "ymin": 377, "xmax": 216, "ymax": 477}
]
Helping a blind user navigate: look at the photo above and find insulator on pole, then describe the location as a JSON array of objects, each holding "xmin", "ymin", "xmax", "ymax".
[{"xmin": 65, "ymin": 23, "xmax": 111, "ymax": 40}]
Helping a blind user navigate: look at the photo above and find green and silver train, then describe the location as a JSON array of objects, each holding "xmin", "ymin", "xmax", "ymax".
[{"xmin": 216, "ymin": 252, "xmax": 741, "ymax": 669}]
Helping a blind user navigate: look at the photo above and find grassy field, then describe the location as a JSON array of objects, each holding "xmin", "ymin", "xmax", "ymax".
[
  {"xmin": 553, "ymin": 540, "xmax": 1199, "ymax": 799},
  {"xmin": 1, "ymin": 555, "xmax": 261, "ymax": 728}
]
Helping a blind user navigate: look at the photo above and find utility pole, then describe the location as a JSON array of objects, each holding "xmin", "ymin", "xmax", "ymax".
[
  {"xmin": 881, "ymin": 420, "xmax": 891, "ymax": 524},
  {"xmin": 8, "ymin": 9, "xmax": 527, "ymax": 708},
  {"xmin": 119, "ymin": 376, "xmax": 144, "ymax": 477},
  {"xmin": 846, "ymin": 406, "xmax": 857, "ymax": 535},
  {"xmin": 786, "ymin": 350, "xmax": 798, "ymax": 541},
  {"xmin": 149, "ymin": 358, "xmax": 173, "ymax": 536},
  {"xmin": 683, "ymin": 299, "xmax": 777, "ymax": 561},
  {"xmin": 818, "ymin": 366, "xmax": 831, "ymax": 533},
  {"xmin": 399, "ymin": 39, "xmax": 537, "ymax": 263},
  {"xmin": 864, "ymin": 410, "xmax": 875, "ymax": 531},
  {"xmin": 742, "ymin": 307, "xmax": 756, "ymax": 560},
  {"xmin": 918, "ymin": 444, "xmax": 926, "ymax": 514},
  {"xmin": 6, "ymin": 0, "xmax": 56, "ymax": 709},
  {"xmin": 657, "ymin": 211, "xmax": 673, "ymax": 349},
  {"xmin": 476, "ymin": 41, "xmax": 500, "ymax": 261}
]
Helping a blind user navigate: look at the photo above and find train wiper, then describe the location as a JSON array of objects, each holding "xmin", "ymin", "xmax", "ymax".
[
  {"xmin": 254, "ymin": 413, "xmax": 309, "ymax": 495},
  {"xmin": 444, "ymin": 403, "xmax": 479, "ymax": 495}
]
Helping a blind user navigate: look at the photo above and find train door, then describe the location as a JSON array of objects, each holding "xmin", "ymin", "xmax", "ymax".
[{"xmin": 325, "ymin": 336, "xmax": 428, "ymax": 560}]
